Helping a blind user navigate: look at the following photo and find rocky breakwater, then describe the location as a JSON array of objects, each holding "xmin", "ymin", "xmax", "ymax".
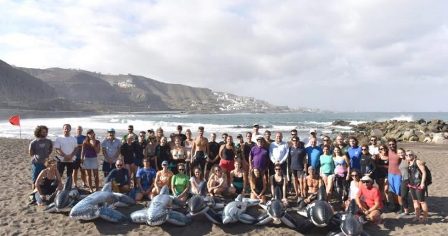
[{"xmin": 334, "ymin": 119, "xmax": 448, "ymax": 144}]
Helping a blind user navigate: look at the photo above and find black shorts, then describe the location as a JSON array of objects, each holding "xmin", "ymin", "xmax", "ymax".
[
  {"xmin": 409, "ymin": 185, "xmax": 426, "ymax": 202},
  {"xmin": 73, "ymin": 158, "xmax": 82, "ymax": 170},
  {"xmin": 292, "ymin": 170, "xmax": 306, "ymax": 178},
  {"xmin": 192, "ymin": 151, "xmax": 206, "ymax": 171}
]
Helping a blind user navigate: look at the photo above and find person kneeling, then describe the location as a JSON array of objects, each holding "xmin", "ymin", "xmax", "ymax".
[
  {"xmin": 105, "ymin": 159, "xmax": 130, "ymax": 194},
  {"xmin": 171, "ymin": 163, "xmax": 190, "ymax": 202},
  {"xmin": 208, "ymin": 165, "xmax": 228, "ymax": 197},
  {"xmin": 34, "ymin": 158, "xmax": 63, "ymax": 206},
  {"xmin": 355, "ymin": 176, "xmax": 383, "ymax": 224},
  {"xmin": 135, "ymin": 158, "xmax": 157, "ymax": 201}
]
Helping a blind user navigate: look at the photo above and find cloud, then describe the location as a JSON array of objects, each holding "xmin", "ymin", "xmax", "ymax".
[{"xmin": 0, "ymin": 0, "xmax": 447, "ymax": 111}]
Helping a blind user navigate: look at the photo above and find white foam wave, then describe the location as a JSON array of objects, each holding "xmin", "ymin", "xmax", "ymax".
[{"xmin": 388, "ymin": 115, "xmax": 414, "ymax": 122}]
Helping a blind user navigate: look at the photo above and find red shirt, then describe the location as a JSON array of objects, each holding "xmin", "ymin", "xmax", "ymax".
[
  {"xmin": 357, "ymin": 184, "xmax": 383, "ymax": 209},
  {"xmin": 388, "ymin": 150, "xmax": 401, "ymax": 175}
]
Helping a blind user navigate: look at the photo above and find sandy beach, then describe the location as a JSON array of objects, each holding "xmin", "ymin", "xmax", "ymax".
[{"xmin": 1, "ymin": 138, "xmax": 447, "ymax": 236}]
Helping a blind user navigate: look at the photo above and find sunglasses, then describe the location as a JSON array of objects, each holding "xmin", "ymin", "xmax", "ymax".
[
  {"xmin": 214, "ymin": 169, "xmax": 221, "ymax": 172},
  {"xmin": 351, "ymin": 174, "xmax": 358, "ymax": 177},
  {"xmin": 162, "ymin": 164, "xmax": 167, "ymax": 166},
  {"xmin": 361, "ymin": 181, "xmax": 370, "ymax": 183},
  {"xmin": 362, "ymin": 148, "xmax": 368, "ymax": 151},
  {"xmin": 116, "ymin": 164, "xmax": 123, "ymax": 167},
  {"xmin": 275, "ymin": 168, "xmax": 281, "ymax": 170},
  {"xmin": 178, "ymin": 169, "xmax": 185, "ymax": 171},
  {"xmin": 323, "ymin": 139, "xmax": 330, "ymax": 141},
  {"xmin": 379, "ymin": 148, "xmax": 384, "ymax": 150},
  {"xmin": 370, "ymin": 139, "xmax": 376, "ymax": 141}
]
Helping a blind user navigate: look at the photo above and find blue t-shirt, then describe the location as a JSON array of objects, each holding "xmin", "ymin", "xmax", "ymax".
[
  {"xmin": 348, "ymin": 146, "xmax": 362, "ymax": 170},
  {"xmin": 75, "ymin": 135, "xmax": 86, "ymax": 159},
  {"xmin": 305, "ymin": 146, "xmax": 322, "ymax": 170},
  {"xmin": 136, "ymin": 167, "xmax": 156, "ymax": 190}
]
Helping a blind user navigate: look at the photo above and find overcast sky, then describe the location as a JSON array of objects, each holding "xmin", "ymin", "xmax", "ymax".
[{"xmin": 1, "ymin": 0, "xmax": 447, "ymax": 112}]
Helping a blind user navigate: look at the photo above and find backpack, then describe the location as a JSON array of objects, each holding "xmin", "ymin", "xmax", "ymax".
[{"xmin": 424, "ymin": 165, "xmax": 432, "ymax": 187}]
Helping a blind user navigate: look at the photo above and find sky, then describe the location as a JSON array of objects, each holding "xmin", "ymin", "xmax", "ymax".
[{"xmin": 0, "ymin": 0, "xmax": 447, "ymax": 112}]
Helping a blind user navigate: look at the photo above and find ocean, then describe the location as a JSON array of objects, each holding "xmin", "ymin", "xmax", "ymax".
[{"xmin": 1, "ymin": 112, "xmax": 447, "ymax": 140}]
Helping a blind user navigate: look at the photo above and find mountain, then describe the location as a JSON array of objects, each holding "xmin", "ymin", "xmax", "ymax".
[
  {"xmin": 0, "ymin": 60, "xmax": 80, "ymax": 110},
  {"xmin": 1, "ymin": 59, "xmax": 294, "ymax": 113}
]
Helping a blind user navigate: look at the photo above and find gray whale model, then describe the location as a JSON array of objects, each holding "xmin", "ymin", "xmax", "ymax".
[
  {"xmin": 130, "ymin": 186, "xmax": 191, "ymax": 226},
  {"xmin": 69, "ymin": 182, "xmax": 135, "ymax": 223}
]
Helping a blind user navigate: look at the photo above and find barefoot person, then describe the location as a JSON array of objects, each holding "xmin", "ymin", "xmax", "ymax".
[
  {"xmin": 289, "ymin": 136, "xmax": 307, "ymax": 198},
  {"xmin": 105, "ymin": 159, "xmax": 131, "ymax": 193},
  {"xmin": 270, "ymin": 164, "xmax": 288, "ymax": 206},
  {"xmin": 207, "ymin": 165, "xmax": 228, "ymax": 196},
  {"xmin": 152, "ymin": 161, "xmax": 173, "ymax": 196},
  {"xmin": 101, "ymin": 128, "xmax": 121, "ymax": 178},
  {"xmin": 229, "ymin": 160, "xmax": 247, "ymax": 196},
  {"xmin": 54, "ymin": 124, "xmax": 77, "ymax": 178},
  {"xmin": 135, "ymin": 158, "xmax": 157, "ymax": 201},
  {"xmin": 249, "ymin": 168, "xmax": 267, "ymax": 204},
  {"xmin": 355, "ymin": 176, "xmax": 383, "ymax": 224},
  {"xmin": 73, "ymin": 126, "xmax": 87, "ymax": 188},
  {"xmin": 80, "ymin": 129, "xmax": 101, "ymax": 192},
  {"xmin": 34, "ymin": 158, "xmax": 63, "ymax": 206},
  {"xmin": 191, "ymin": 126, "xmax": 209, "ymax": 176},
  {"xmin": 29, "ymin": 125, "xmax": 53, "ymax": 190},
  {"xmin": 171, "ymin": 163, "xmax": 190, "ymax": 201},
  {"xmin": 406, "ymin": 150, "xmax": 429, "ymax": 223}
]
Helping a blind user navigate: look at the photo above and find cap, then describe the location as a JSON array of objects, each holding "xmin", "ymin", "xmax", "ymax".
[
  {"xmin": 253, "ymin": 123, "xmax": 259, "ymax": 128},
  {"xmin": 237, "ymin": 134, "xmax": 243, "ymax": 139},
  {"xmin": 256, "ymin": 135, "xmax": 263, "ymax": 140},
  {"xmin": 162, "ymin": 160, "xmax": 168, "ymax": 165},
  {"xmin": 309, "ymin": 129, "xmax": 317, "ymax": 134},
  {"xmin": 128, "ymin": 125, "xmax": 134, "ymax": 128},
  {"xmin": 361, "ymin": 176, "xmax": 373, "ymax": 182},
  {"xmin": 107, "ymin": 128, "xmax": 115, "ymax": 133}
]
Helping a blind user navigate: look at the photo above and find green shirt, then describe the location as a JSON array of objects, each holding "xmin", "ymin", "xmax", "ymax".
[
  {"xmin": 172, "ymin": 174, "xmax": 189, "ymax": 195},
  {"xmin": 320, "ymin": 154, "xmax": 335, "ymax": 175}
]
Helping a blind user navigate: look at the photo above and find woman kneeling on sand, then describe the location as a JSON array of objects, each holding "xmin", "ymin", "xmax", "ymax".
[
  {"xmin": 34, "ymin": 158, "xmax": 63, "ymax": 206},
  {"xmin": 207, "ymin": 165, "xmax": 228, "ymax": 196}
]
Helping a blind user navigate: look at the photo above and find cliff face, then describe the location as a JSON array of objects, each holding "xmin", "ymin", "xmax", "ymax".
[{"xmin": 2, "ymin": 59, "xmax": 291, "ymax": 112}]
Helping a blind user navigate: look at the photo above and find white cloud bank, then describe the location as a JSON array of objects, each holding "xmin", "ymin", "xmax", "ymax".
[{"xmin": 0, "ymin": 0, "xmax": 447, "ymax": 111}]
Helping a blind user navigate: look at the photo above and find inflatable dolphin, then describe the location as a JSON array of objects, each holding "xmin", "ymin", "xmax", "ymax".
[
  {"xmin": 222, "ymin": 194, "xmax": 259, "ymax": 224},
  {"xmin": 186, "ymin": 182, "xmax": 224, "ymax": 224},
  {"xmin": 45, "ymin": 176, "xmax": 80, "ymax": 213},
  {"xmin": 130, "ymin": 186, "xmax": 191, "ymax": 226},
  {"xmin": 69, "ymin": 182, "xmax": 135, "ymax": 223},
  {"xmin": 256, "ymin": 187, "xmax": 297, "ymax": 228}
]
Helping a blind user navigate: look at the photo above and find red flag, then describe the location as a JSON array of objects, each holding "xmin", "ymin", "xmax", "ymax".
[{"xmin": 9, "ymin": 115, "xmax": 20, "ymax": 126}]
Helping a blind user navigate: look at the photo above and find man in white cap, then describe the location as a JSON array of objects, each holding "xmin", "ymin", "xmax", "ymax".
[
  {"xmin": 356, "ymin": 176, "xmax": 383, "ymax": 224},
  {"xmin": 305, "ymin": 129, "xmax": 320, "ymax": 147}
]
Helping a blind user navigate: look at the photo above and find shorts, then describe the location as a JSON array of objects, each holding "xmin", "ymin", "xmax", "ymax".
[
  {"xmin": 409, "ymin": 185, "xmax": 426, "ymax": 202},
  {"xmin": 82, "ymin": 157, "xmax": 98, "ymax": 170},
  {"xmin": 387, "ymin": 173, "xmax": 401, "ymax": 195},
  {"xmin": 31, "ymin": 161, "xmax": 46, "ymax": 183},
  {"xmin": 292, "ymin": 170, "xmax": 306, "ymax": 178},
  {"xmin": 192, "ymin": 151, "xmax": 206, "ymax": 171},
  {"xmin": 123, "ymin": 157, "xmax": 133, "ymax": 165},
  {"xmin": 219, "ymin": 159, "xmax": 235, "ymax": 173},
  {"xmin": 321, "ymin": 173, "xmax": 333, "ymax": 177},
  {"xmin": 374, "ymin": 168, "xmax": 387, "ymax": 179},
  {"xmin": 73, "ymin": 158, "xmax": 82, "ymax": 170},
  {"xmin": 134, "ymin": 158, "xmax": 143, "ymax": 168},
  {"xmin": 102, "ymin": 161, "xmax": 116, "ymax": 176}
]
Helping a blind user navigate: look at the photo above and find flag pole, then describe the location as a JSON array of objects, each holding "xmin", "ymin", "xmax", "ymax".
[{"xmin": 20, "ymin": 126, "xmax": 22, "ymax": 139}]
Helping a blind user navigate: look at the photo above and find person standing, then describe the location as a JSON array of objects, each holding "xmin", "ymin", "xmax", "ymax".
[
  {"xmin": 122, "ymin": 125, "xmax": 138, "ymax": 143},
  {"xmin": 305, "ymin": 138, "xmax": 322, "ymax": 173},
  {"xmin": 175, "ymin": 125, "xmax": 187, "ymax": 146},
  {"xmin": 29, "ymin": 125, "xmax": 53, "ymax": 190},
  {"xmin": 101, "ymin": 128, "xmax": 121, "ymax": 177},
  {"xmin": 387, "ymin": 138, "xmax": 402, "ymax": 212},
  {"xmin": 81, "ymin": 129, "xmax": 101, "ymax": 192},
  {"xmin": 289, "ymin": 136, "xmax": 307, "ymax": 198},
  {"xmin": 73, "ymin": 126, "xmax": 86, "ymax": 188},
  {"xmin": 249, "ymin": 135, "xmax": 269, "ymax": 174},
  {"xmin": 54, "ymin": 124, "xmax": 77, "ymax": 179},
  {"xmin": 397, "ymin": 148, "xmax": 410, "ymax": 217},
  {"xmin": 191, "ymin": 126, "xmax": 209, "ymax": 176},
  {"xmin": 219, "ymin": 136, "xmax": 236, "ymax": 180},
  {"xmin": 252, "ymin": 124, "xmax": 261, "ymax": 137},
  {"xmin": 269, "ymin": 132, "xmax": 289, "ymax": 177},
  {"xmin": 347, "ymin": 136, "xmax": 362, "ymax": 172},
  {"xmin": 206, "ymin": 133, "xmax": 220, "ymax": 179},
  {"xmin": 406, "ymin": 150, "xmax": 429, "ymax": 223}
]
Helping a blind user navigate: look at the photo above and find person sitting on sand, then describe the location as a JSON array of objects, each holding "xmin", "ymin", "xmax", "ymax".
[
  {"xmin": 345, "ymin": 169, "xmax": 361, "ymax": 210},
  {"xmin": 105, "ymin": 159, "xmax": 130, "ymax": 193},
  {"xmin": 29, "ymin": 125, "xmax": 53, "ymax": 191},
  {"xmin": 190, "ymin": 167, "xmax": 206, "ymax": 195},
  {"xmin": 406, "ymin": 150, "xmax": 429, "ymax": 223},
  {"xmin": 297, "ymin": 166, "xmax": 323, "ymax": 209},
  {"xmin": 355, "ymin": 176, "xmax": 383, "ymax": 224},
  {"xmin": 207, "ymin": 165, "xmax": 228, "ymax": 197},
  {"xmin": 171, "ymin": 163, "xmax": 190, "ymax": 202},
  {"xmin": 229, "ymin": 160, "xmax": 247, "ymax": 196},
  {"xmin": 249, "ymin": 168, "xmax": 267, "ymax": 204},
  {"xmin": 152, "ymin": 160, "xmax": 174, "ymax": 196},
  {"xmin": 135, "ymin": 158, "xmax": 157, "ymax": 201},
  {"xmin": 34, "ymin": 158, "xmax": 63, "ymax": 206},
  {"xmin": 270, "ymin": 163, "xmax": 288, "ymax": 206}
]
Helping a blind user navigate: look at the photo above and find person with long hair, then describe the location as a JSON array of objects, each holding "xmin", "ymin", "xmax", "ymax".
[
  {"xmin": 229, "ymin": 160, "xmax": 247, "ymax": 196},
  {"xmin": 171, "ymin": 163, "xmax": 190, "ymax": 201},
  {"xmin": 29, "ymin": 125, "xmax": 53, "ymax": 190},
  {"xmin": 33, "ymin": 158, "xmax": 63, "ymax": 206},
  {"xmin": 249, "ymin": 168, "xmax": 267, "ymax": 204},
  {"xmin": 219, "ymin": 136, "xmax": 236, "ymax": 181},
  {"xmin": 397, "ymin": 148, "xmax": 410, "ymax": 217},
  {"xmin": 320, "ymin": 145, "xmax": 335, "ymax": 198},
  {"xmin": 81, "ymin": 129, "xmax": 100, "ymax": 192},
  {"xmin": 270, "ymin": 163, "xmax": 288, "ymax": 206},
  {"xmin": 190, "ymin": 167, "xmax": 206, "ymax": 195},
  {"xmin": 207, "ymin": 165, "xmax": 228, "ymax": 196},
  {"xmin": 345, "ymin": 169, "xmax": 361, "ymax": 210},
  {"xmin": 333, "ymin": 146, "xmax": 351, "ymax": 202},
  {"xmin": 406, "ymin": 150, "xmax": 429, "ymax": 223},
  {"xmin": 171, "ymin": 136, "xmax": 187, "ymax": 174},
  {"xmin": 152, "ymin": 160, "xmax": 173, "ymax": 196},
  {"xmin": 374, "ymin": 144, "xmax": 389, "ymax": 206}
]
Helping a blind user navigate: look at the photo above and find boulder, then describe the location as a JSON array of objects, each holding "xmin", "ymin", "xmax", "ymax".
[
  {"xmin": 432, "ymin": 133, "xmax": 448, "ymax": 144},
  {"xmin": 409, "ymin": 135, "xmax": 419, "ymax": 142},
  {"xmin": 430, "ymin": 119, "xmax": 443, "ymax": 125},
  {"xmin": 416, "ymin": 119, "xmax": 426, "ymax": 125},
  {"xmin": 427, "ymin": 124, "xmax": 440, "ymax": 133},
  {"xmin": 402, "ymin": 129, "xmax": 416, "ymax": 141},
  {"xmin": 442, "ymin": 125, "xmax": 448, "ymax": 132},
  {"xmin": 332, "ymin": 120, "xmax": 351, "ymax": 126},
  {"xmin": 370, "ymin": 129, "xmax": 383, "ymax": 138}
]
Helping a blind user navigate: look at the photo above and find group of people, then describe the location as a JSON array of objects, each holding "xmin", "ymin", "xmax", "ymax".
[{"xmin": 29, "ymin": 123, "xmax": 430, "ymax": 224}]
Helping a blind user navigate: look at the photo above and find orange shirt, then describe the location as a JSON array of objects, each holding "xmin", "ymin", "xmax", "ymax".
[{"xmin": 357, "ymin": 184, "xmax": 383, "ymax": 209}]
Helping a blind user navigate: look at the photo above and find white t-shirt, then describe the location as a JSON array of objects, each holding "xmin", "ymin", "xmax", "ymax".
[
  {"xmin": 368, "ymin": 145, "xmax": 379, "ymax": 156},
  {"xmin": 54, "ymin": 136, "xmax": 78, "ymax": 162}
]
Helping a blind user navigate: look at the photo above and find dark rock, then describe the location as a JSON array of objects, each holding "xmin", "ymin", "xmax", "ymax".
[
  {"xmin": 332, "ymin": 120, "xmax": 351, "ymax": 126},
  {"xmin": 416, "ymin": 119, "xmax": 426, "ymax": 125}
]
